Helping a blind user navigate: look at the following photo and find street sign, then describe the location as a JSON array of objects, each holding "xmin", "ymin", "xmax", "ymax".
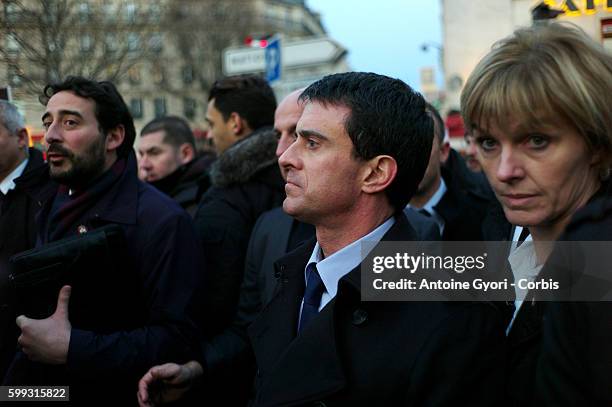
[
  {"xmin": 223, "ymin": 37, "xmax": 346, "ymax": 76},
  {"xmin": 265, "ymin": 37, "xmax": 281, "ymax": 83}
]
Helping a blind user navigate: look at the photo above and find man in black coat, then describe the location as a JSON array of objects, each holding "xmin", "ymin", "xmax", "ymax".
[
  {"xmin": 137, "ymin": 116, "xmax": 214, "ymax": 216},
  {"xmin": 246, "ymin": 73, "xmax": 506, "ymax": 406},
  {"xmin": 3, "ymin": 77, "xmax": 203, "ymax": 404},
  {"xmin": 0, "ymin": 101, "xmax": 53, "ymax": 379},
  {"xmin": 408, "ymin": 104, "xmax": 492, "ymax": 241},
  {"xmin": 193, "ymin": 74, "xmax": 284, "ymax": 338}
]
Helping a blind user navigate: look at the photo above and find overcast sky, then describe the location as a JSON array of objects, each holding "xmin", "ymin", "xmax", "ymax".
[{"xmin": 306, "ymin": 0, "xmax": 443, "ymax": 91}]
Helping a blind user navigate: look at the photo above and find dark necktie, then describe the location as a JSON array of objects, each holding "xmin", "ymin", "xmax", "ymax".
[
  {"xmin": 0, "ymin": 192, "xmax": 5, "ymax": 215},
  {"xmin": 298, "ymin": 263, "xmax": 325, "ymax": 333},
  {"xmin": 418, "ymin": 208, "xmax": 431, "ymax": 218},
  {"xmin": 516, "ymin": 227, "xmax": 530, "ymax": 248}
]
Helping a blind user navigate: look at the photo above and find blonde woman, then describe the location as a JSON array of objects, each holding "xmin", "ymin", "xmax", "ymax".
[{"xmin": 461, "ymin": 22, "xmax": 612, "ymax": 405}]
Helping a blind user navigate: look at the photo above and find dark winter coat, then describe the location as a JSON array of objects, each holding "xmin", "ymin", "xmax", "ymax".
[
  {"xmin": 0, "ymin": 148, "xmax": 52, "ymax": 379},
  {"xmin": 194, "ymin": 127, "xmax": 285, "ymax": 337},
  {"xmin": 436, "ymin": 150, "xmax": 494, "ymax": 241},
  {"xmin": 249, "ymin": 214, "xmax": 508, "ymax": 406},
  {"xmin": 150, "ymin": 152, "xmax": 215, "ymax": 216},
  {"xmin": 535, "ymin": 181, "xmax": 612, "ymax": 406},
  {"xmin": 3, "ymin": 152, "xmax": 203, "ymax": 405}
]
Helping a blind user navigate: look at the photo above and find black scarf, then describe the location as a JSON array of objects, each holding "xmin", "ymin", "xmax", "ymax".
[{"xmin": 44, "ymin": 158, "xmax": 126, "ymax": 242}]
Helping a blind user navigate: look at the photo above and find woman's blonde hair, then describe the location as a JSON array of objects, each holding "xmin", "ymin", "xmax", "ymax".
[{"xmin": 461, "ymin": 22, "xmax": 612, "ymax": 159}]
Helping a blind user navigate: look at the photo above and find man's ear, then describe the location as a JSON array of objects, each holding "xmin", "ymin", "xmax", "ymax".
[
  {"xmin": 228, "ymin": 112, "xmax": 245, "ymax": 136},
  {"xmin": 361, "ymin": 155, "xmax": 397, "ymax": 195},
  {"xmin": 440, "ymin": 141, "xmax": 451, "ymax": 164},
  {"xmin": 106, "ymin": 125, "xmax": 125, "ymax": 153},
  {"xmin": 16, "ymin": 128, "xmax": 29, "ymax": 150},
  {"xmin": 178, "ymin": 143, "xmax": 196, "ymax": 164}
]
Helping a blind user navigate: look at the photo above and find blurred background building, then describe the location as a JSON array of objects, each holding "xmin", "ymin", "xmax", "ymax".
[
  {"xmin": 441, "ymin": 0, "xmax": 612, "ymax": 117},
  {"xmin": 0, "ymin": 0, "xmax": 349, "ymax": 149}
]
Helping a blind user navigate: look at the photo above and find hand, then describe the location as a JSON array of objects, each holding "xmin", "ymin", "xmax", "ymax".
[
  {"xmin": 16, "ymin": 285, "xmax": 72, "ymax": 364},
  {"xmin": 137, "ymin": 361, "xmax": 203, "ymax": 407}
]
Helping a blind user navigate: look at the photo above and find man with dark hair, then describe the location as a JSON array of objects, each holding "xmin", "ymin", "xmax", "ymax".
[
  {"xmin": 192, "ymin": 74, "xmax": 283, "ymax": 338},
  {"xmin": 0, "ymin": 101, "xmax": 51, "ymax": 379},
  {"xmin": 206, "ymin": 74, "xmax": 277, "ymax": 154},
  {"xmin": 4, "ymin": 77, "xmax": 203, "ymax": 403},
  {"xmin": 246, "ymin": 72, "xmax": 505, "ymax": 405},
  {"xmin": 138, "ymin": 116, "xmax": 214, "ymax": 215},
  {"xmin": 408, "ymin": 103, "xmax": 492, "ymax": 240}
]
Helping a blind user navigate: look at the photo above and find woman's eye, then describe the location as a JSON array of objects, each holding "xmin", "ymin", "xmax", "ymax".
[
  {"xmin": 477, "ymin": 137, "xmax": 498, "ymax": 152},
  {"xmin": 527, "ymin": 134, "xmax": 549, "ymax": 149}
]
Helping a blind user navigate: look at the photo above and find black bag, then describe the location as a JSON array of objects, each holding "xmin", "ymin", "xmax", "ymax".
[{"xmin": 8, "ymin": 225, "xmax": 127, "ymax": 323}]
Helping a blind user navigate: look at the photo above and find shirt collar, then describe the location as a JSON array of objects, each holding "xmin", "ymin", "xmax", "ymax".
[
  {"xmin": 0, "ymin": 158, "xmax": 28, "ymax": 195},
  {"xmin": 422, "ymin": 177, "xmax": 447, "ymax": 213},
  {"xmin": 413, "ymin": 177, "xmax": 447, "ymax": 235},
  {"xmin": 306, "ymin": 216, "xmax": 395, "ymax": 298}
]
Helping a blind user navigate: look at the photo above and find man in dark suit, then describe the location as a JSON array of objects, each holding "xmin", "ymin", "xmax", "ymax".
[
  {"xmin": 0, "ymin": 101, "xmax": 52, "ymax": 379},
  {"xmin": 246, "ymin": 72, "xmax": 506, "ymax": 406},
  {"xmin": 408, "ymin": 104, "xmax": 492, "ymax": 241}
]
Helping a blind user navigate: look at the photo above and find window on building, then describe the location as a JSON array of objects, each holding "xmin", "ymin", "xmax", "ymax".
[
  {"xmin": 182, "ymin": 65, "xmax": 194, "ymax": 84},
  {"xmin": 8, "ymin": 66, "xmax": 21, "ymax": 87},
  {"xmin": 6, "ymin": 33, "xmax": 19, "ymax": 53},
  {"xmin": 149, "ymin": 33, "xmax": 163, "ymax": 53},
  {"xmin": 127, "ymin": 33, "xmax": 140, "ymax": 52},
  {"xmin": 80, "ymin": 34, "xmax": 93, "ymax": 52},
  {"xmin": 184, "ymin": 97, "xmax": 196, "ymax": 119},
  {"xmin": 130, "ymin": 98, "xmax": 143, "ymax": 119},
  {"xmin": 105, "ymin": 33, "xmax": 117, "ymax": 52},
  {"xmin": 102, "ymin": 0, "xmax": 115, "ymax": 22},
  {"xmin": 126, "ymin": 2, "xmax": 137, "ymax": 22},
  {"xmin": 78, "ymin": 2, "xmax": 90, "ymax": 22},
  {"xmin": 5, "ymin": 3, "xmax": 20, "ymax": 23},
  {"xmin": 154, "ymin": 98, "xmax": 166, "ymax": 118},
  {"xmin": 149, "ymin": 2, "xmax": 161, "ymax": 22}
]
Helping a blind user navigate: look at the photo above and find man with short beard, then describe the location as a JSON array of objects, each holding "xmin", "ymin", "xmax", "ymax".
[{"xmin": 3, "ymin": 77, "xmax": 203, "ymax": 404}]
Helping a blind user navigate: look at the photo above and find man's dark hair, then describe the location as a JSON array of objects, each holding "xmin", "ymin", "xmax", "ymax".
[
  {"xmin": 426, "ymin": 102, "xmax": 445, "ymax": 146},
  {"xmin": 300, "ymin": 72, "xmax": 433, "ymax": 213},
  {"xmin": 208, "ymin": 74, "xmax": 276, "ymax": 131},
  {"xmin": 40, "ymin": 76, "xmax": 136, "ymax": 158},
  {"xmin": 141, "ymin": 115, "xmax": 195, "ymax": 150}
]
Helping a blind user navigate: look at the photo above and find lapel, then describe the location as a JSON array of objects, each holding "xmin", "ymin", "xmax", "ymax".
[
  {"xmin": 249, "ymin": 214, "xmax": 418, "ymax": 405},
  {"xmin": 507, "ymin": 295, "xmax": 544, "ymax": 346},
  {"xmin": 249, "ymin": 238, "xmax": 313, "ymax": 375},
  {"xmin": 261, "ymin": 209, "xmax": 295, "ymax": 302},
  {"xmin": 433, "ymin": 171, "xmax": 464, "ymax": 228}
]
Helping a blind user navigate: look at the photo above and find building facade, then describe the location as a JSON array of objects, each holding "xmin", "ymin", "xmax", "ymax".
[
  {"xmin": 0, "ymin": 0, "xmax": 327, "ymax": 147},
  {"xmin": 441, "ymin": 0, "xmax": 612, "ymax": 115}
]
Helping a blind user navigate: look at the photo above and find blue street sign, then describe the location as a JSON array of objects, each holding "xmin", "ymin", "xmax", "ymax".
[{"xmin": 265, "ymin": 37, "xmax": 281, "ymax": 83}]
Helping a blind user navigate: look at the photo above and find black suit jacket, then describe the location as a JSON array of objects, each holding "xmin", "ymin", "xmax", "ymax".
[
  {"xmin": 248, "ymin": 214, "xmax": 507, "ymax": 406},
  {"xmin": 0, "ymin": 149, "xmax": 52, "ymax": 378},
  {"xmin": 198, "ymin": 206, "xmax": 439, "ymax": 401},
  {"xmin": 435, "ymin": 165, "xmax": 492, "ymax": 241}
]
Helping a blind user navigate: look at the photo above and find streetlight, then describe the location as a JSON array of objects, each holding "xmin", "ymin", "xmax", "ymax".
[{"xmin": 420, "ymin": 41, "xmax": 444, "ymax": 76}]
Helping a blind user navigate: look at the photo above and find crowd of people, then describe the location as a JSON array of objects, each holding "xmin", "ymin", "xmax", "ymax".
[{"xmin": 0, "ymin": 21, "xmax": 610, "ymax": 406}]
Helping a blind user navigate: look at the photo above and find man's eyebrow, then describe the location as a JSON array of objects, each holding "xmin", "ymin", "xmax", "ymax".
[
  {"xmin": 41, "ymin": 109, "xmax": 84, "ymax": 122},
  {"xmin": 143, "ymin": 146, "xmax": 161, "ymax": 153},
  {"xmin": 298, "ymin": 129, "xmax": 328, "ymax": 141}
]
